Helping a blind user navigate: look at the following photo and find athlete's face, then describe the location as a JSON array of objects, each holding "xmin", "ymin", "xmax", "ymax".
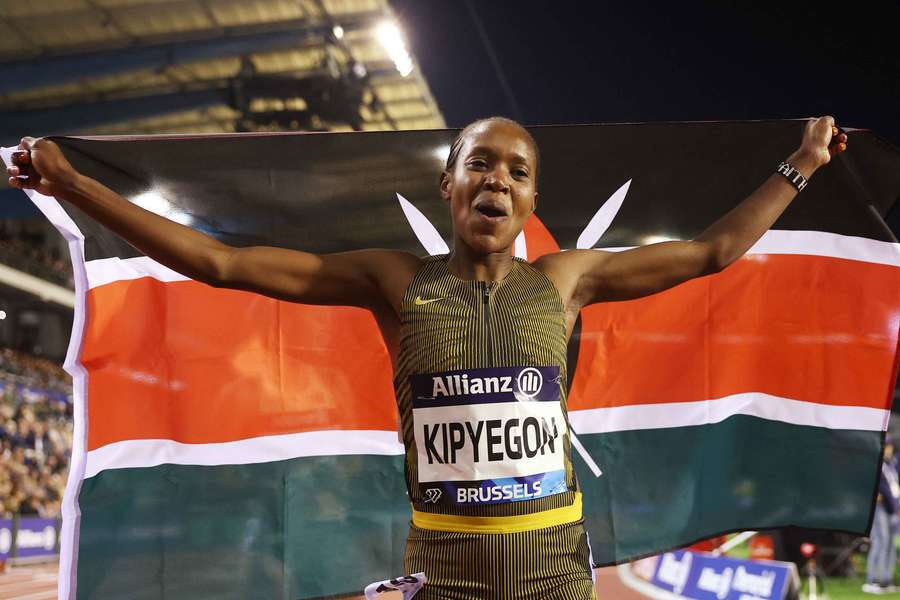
[{"xmin": 441, "ymin": 121, "xmax": 538, "ymax": 255}]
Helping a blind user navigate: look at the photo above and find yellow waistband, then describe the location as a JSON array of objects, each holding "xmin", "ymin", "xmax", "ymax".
[{"xmin": 411, "ymin": 493, "xmax": 582, "ymax": 534}]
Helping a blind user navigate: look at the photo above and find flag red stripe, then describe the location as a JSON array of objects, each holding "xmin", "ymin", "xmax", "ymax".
[
  {"xmin": 82, "ymin": 254, "xmax": 899, "ymax": 450},
  {"xmin": 83, "ymin": 280, "xmax": 397, "ymax": 451},
  {"xmin": 568, "ymin": 254, "xmax": 899, "ymax": 412}
]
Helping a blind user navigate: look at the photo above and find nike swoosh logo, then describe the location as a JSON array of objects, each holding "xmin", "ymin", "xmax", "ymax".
[{"xmin": 415, "ymin": 296, "xmax": 446, "ymax": 305}]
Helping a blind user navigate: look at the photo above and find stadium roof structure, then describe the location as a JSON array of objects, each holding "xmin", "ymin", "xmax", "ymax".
[
  {"xmin": 0, "ymin": 0, "xmax": 447, "ymax": 322},
  {"xmin": 0, "ymin": 0, "xmax": 446, "ymax": 143}
]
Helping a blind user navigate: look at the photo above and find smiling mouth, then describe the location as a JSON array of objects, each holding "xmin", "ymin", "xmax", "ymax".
[{"xmin": 475, "ymin": 205, "xmax": 508, "ymax": 218}]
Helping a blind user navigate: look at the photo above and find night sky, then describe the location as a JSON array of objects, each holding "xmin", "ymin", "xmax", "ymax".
[
  {"xmin": 391, "ymin": 1, "xmax": 899, "ymax": 143},
  {"xmin": 390, "ymin": 0, "xmax": 900, "ymax": 233}
]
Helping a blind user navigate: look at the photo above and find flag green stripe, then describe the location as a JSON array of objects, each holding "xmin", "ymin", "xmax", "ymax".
[
  {"xmin": 575, "ymin": 415, "xmax": 882, "ymax": 565},
  {"xmin": 75, "ymin": 416, "xmax": 883, "ymax": 598},
  {"xmin": 76, "ymin": 454, "xmax": 409, "ymax": 600}
]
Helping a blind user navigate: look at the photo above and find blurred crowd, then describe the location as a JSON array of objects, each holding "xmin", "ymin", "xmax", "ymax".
[
  {"xmin": 0, "ymin": 348, "xmax": 73, "ymax": 519},
  {"xmin": 0, "ymin": 220, "xmax": 73, "ymax": 289}
]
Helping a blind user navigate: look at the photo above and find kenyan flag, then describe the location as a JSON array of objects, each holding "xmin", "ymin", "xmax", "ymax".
[{"xmin": 2, "ymin": 120, "xmax": 899, "ymax": 599}]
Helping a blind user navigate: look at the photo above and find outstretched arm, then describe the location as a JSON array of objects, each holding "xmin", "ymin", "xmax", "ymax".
[
  {"xmin": 6, "ymin": 137, "xmax": 418, "ymax": 311},
  {"xmin": 538, "ymin": 116, "xmax": 847, "ymax": 310}
]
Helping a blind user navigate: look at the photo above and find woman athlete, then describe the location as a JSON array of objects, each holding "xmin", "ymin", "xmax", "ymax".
[{"xmin": 8, "ymin": 116, "xmax": 847, "ymax": 599}]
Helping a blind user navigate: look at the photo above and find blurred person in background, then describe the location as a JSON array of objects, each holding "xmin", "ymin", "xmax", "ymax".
[{"xmin": 864, "ymin": 438, "xmax": 900, "ymax": 594}]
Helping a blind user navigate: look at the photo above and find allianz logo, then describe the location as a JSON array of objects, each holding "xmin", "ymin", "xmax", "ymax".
[{"xmin": 431, "ymin": 368, "xmax": 544, "ymax": 399}]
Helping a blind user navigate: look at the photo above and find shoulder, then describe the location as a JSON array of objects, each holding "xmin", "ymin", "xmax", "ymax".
[
  {"xmin": 357, "ymin": 248, "xmax": 423, "ymax": 285},
  {"xmin": 531, "ymin": 250, "xmax": 613, "ymax": 310},
  {"xmin": 359, "ymin": 248, "xmax": 423, "ymax": 270},
  {"xmin": 356, "ymin": 249, "xmax": 424, "ymax": 315}
]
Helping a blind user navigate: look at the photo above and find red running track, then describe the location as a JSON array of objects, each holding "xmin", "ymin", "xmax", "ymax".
[
  {"xmin": 0, "ymin": 563, "xmax": 57, "ymax": 600},
  {"xmin": 0, "ymin": 563, "xmax": 649, "ymax": 599}
]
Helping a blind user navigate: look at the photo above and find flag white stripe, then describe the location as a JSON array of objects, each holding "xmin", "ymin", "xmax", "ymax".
[
  {"xmin": 746, "ymin": 229, "xmax": 900, "ymax": 266},
  {"xmin": 0, "ymin": 157, "xmax": 92, "ymax": 600},
  {"xmin": 568, "ymin": 392, "xmax": 889, "ymax": 435},
  {"xmin": 597, "ymin": 230, "xmax": 900, "ymax": 265},
  {"xmin": 86, "ymin": 256, "xmax": 190, "ymax": 288},
  {"xmin": 82, "ymin": 229, "xmax": 900, "ymax": 290},
  {"xmin": 84, "ymin": 430, "xmax": 404, "ymax": 479},
  {"xmin": 83, "ymin": 393, "xmax": 886, "ymax": 478}
]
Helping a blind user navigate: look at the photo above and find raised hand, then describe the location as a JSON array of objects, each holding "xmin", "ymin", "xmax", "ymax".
[
  {"xmin": 6, "ymin": 137, "xmax": 79, "ymax": 197},
  {"xmin": 797, "ymin": 116, "xmax": 848, "ymax": 169}
]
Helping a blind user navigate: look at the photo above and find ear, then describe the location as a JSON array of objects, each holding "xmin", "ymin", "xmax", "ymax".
[
  {"xmin": 532, "ymin": 191, "xmax": 539, "ymax": 212},
  {"xmin": 440, "ymin": 171, "xmax": 452, "ymax": 202}
]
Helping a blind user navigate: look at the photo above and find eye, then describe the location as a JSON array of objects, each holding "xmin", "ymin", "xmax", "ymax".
[
  {"xmin": 513, "ymin": 167, "xmax": 529, "ymax": 178},
  {"xmin": 467, "ymin": 158, "xmax": 487, "ymax": 169}
]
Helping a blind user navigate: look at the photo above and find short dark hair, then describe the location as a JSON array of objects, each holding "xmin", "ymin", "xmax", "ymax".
[{"xmin": 443, "ymin": 116, "xmax": 540, "ymax": 184}]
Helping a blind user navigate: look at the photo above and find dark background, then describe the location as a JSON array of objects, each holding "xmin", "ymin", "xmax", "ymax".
[
  {"xmin": 392, "ymin": 1, "xmax": 899, "ymax": 138},
  {"xmin": 389, "ymin": 0, "xmax": 900, "ymax": 235}
]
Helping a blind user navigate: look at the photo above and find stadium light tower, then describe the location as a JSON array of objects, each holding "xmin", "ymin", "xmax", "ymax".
[{"xmin": 376, "ymin": 21, "xmax": 413, "ymax": 77}]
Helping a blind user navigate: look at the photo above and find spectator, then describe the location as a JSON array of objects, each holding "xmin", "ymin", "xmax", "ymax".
[
  {"xmin": 0, "ymin": 219, "xmax": 73, "ymax": 288},
  {"xmin": 0, "ymin": 347, "xmax": 72, "ymax": 520},
  {"xmin": 864, "ymin": 438, "xmax": 900, "ymax": 594}
]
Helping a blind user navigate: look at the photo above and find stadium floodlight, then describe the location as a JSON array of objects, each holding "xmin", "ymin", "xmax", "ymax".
[
  {"xmin": 332, "ymin": 25, "xmax": 344, "ymax": 40},
  {"xmin": 642, "ymin": 235, "xmax": 678, "ymax": 245},
  {"xmin": 131, "ymin": 189, "xmax": 194, "ymax": 226},
  {"xmin": 376, "ymin": 21, "xmax": 413, "ymax": 77},
  {"xmin": 432, "ymin": 144, "xmax": 451, "ymax": 164},
  {"xmin": 0, "ymin": 310, "xmax": 5, "ymax": 320}
]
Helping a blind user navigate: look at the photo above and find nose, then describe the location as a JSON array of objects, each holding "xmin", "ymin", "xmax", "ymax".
[{"xmin": 483, "ymin": 170, "xmax": 510, "ymax": 193}]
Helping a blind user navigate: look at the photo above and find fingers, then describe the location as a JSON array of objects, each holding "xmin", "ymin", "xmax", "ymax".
[
  {"xmin": 9, "ymin": 137, "xmax": 39, "ymax": 189},
  {"xmin": 8, "ymin": 172, "xmax": 40, "ymax": 190},
  {"xmin": 830, "ymin": 126, "xmax": 847, "ymax": 141},
  {"xmin": 807, "ymin": 115, "xmax": 833, "ymax": 129},
  {"xmin": 828, "ymin": 134, "xmax": 848, "ymax": 156},
  {"xmin": 6, "ymin": 161, "xmax": 37, "ymax": 190},
  {"xmin": 11, "ymin": 140, "xmax": 35, "ymax": 185},
  {"xmin": 812, "ymin": 115, "xmax": 835, "ymax": 132},
  {"xmin": 7, "ymin": 175, "xmax": 25, "ymax": 189},
  {"xmin": 7, "ymin": 171, "xmax": 31, "ymax": 188},
  {"xmin": 803, "ymin": 116, "xmax": 850, "ymax": 162},
  {"xmin": 828, "ymin": 123, "xmax": 848, "ymax": 156},
  {"xmin": 8, "ymin": 152, "xmax": 36, "ymax": 184},
  {"xmin": 11, "ymin": 150, "xmax": 31, "ymax": 167},
  {"xmin": 12, "ymin": 137, "xmax": 40, "ymax": 169}
]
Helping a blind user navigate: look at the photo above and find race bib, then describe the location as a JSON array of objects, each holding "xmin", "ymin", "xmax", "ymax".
[{"xmin": 411, "ymin": 366, "xmax": 569, "ymax": 506}]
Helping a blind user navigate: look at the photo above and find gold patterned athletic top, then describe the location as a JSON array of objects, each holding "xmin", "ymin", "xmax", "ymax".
[{"xmin": 395, "ymin": 254, "xmax": 581, "ymax": 533}]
